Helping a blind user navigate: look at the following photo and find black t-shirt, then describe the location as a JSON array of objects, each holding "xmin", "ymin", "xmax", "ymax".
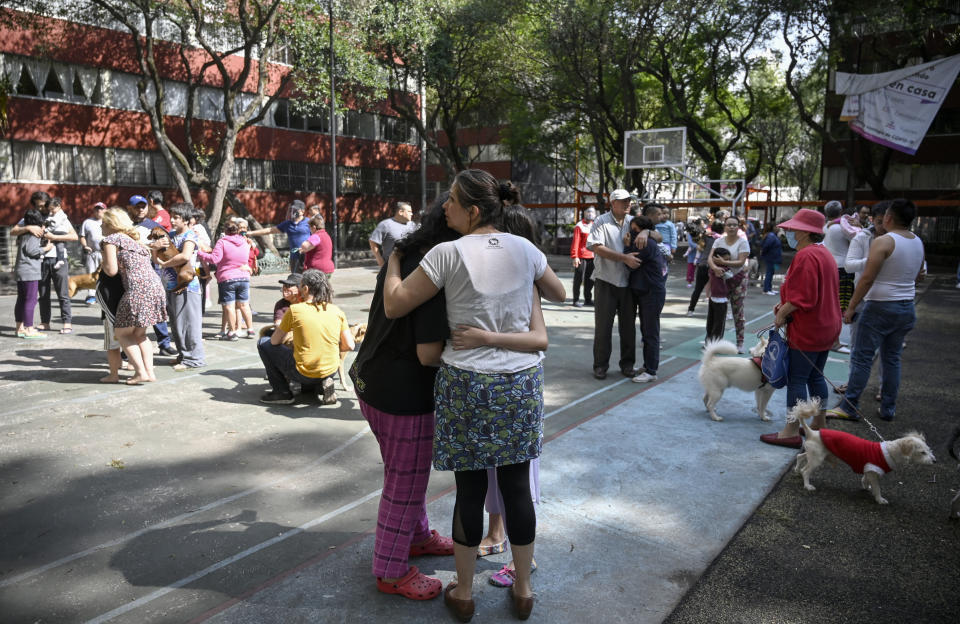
[{"xmin": 350, "ymin": 252, "xmax": 448, "ymax": 415}]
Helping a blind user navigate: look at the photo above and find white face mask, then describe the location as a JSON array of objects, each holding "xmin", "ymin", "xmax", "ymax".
[{"xmin": 785, "ymin": 231, "xmax": 798, "ymax": 249}]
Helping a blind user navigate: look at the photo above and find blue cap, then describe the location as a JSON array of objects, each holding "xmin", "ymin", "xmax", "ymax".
[{"xmin": 129, "ymin": 194, "xmax": 148, "ymax": 206}]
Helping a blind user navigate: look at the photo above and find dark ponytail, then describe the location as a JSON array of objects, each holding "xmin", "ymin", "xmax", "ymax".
[{"xmin": 499, "ymin": 181, "xmax": 521, "ymax": 206}]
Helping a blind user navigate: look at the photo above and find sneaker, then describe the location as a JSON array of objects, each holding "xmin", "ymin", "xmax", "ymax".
[
  {"xmin": 242, "ymin": 329, "xmax": 255, "ymax": 339},
  {"xmin": 584, "ymin": 301, "xmax": 593, "ymax": 306},
  {"xmin": 221, "ymin": 332, "xmax": 239, "ymax": 341},
  {"xmin": 85, "ymin": 296, "xmax": 97, "ymax": 305},
  {"xmin": 573, "ymin": 301, "xmax": 584, "ymax": 308},
  {"xmin": 631, "ymin": 372, "xmax": 657, "ymax": 383},
  {"xmin": 260, "ymin": 390, "xmax": 295, "ymax": 405},
  {"xmin": 763, "ymin": 290, "xmax": 779, "ymax": 296},
  {"xmin": 158, "ymin": 345, "xmax": 179, "ymax": 356},
  {"xmin": 686, "ymin": 283, "xmax": 694, "ymax": 288},
  {"xmin": 836, "ymin": 345, "xmax": 851, "ymax": 354},
  {"xmin": 686, "ymin": 310, "xmax": 695, "ymax": 317},
  {"xmin": 726, "ymin": 311, "xmax": 733, "ymax": 320},
  {"xmin": 737, "ymin": 345, "xmax": 745, "ymax": 354}
]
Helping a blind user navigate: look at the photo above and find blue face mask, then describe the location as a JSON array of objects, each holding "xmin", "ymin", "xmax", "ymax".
[{"xmin": 785, "ymin": 231, "xmax": 798, "ymax": 249}]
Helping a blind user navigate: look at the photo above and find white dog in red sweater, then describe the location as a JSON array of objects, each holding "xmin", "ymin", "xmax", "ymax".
[{"xmin": 790, "ymin": 398, "xmax": 936, "ymax": 504}]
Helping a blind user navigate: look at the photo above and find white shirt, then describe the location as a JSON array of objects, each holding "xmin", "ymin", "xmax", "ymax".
[
  {"xmin": 421, "ymin": 233, "xmax": 547, "ymax": 374},
  {"xmin": 864, "ymin": 232, "xmax": 924, "ymax": 302},
  {"xmin": 586, "ymin": 211, "xmax": 631, "ymax": 287},
  {"xmin": 844, "ymin": 229, "xmax": 874, "ymax": 285},
  {"xmin": 823, "ymin": 222, "xmax": 853, "ymax": 269},
  {"xmin": 712, "ymin": 236, "xmax": 750, "ymax": 275},
  {"xmin": 81, "ymin": 218, "xmax": 104, "ymax": 250},
  {"xmin": 18, "ymin": 210, "xmax": 72, "ymax": 259}
]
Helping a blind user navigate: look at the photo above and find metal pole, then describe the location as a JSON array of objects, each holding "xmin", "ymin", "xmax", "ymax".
[
  {"xmin": 328, "ymin": 0, "xmax": 338, "ymax": 266},
  {"xmin": 420, "ymin": 64, "xmax": 427, "ymax": 212},
  {"xmin": 553, "ymin": 152, "xmax": 559, "ymax": 254}
]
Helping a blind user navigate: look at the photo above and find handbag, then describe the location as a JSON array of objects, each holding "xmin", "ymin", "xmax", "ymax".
[{"xmin": 760, "ymin": 327, "xmax": 789, "ymax": 389}]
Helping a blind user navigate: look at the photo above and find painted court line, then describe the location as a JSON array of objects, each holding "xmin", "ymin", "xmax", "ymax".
[
  {"xmin": 84, "ymin": 490, "xmax": 383, "ymax": 624},
  {"xmin": 191, "ymin": 357, "xmax": 703, "ymax": 624},
  {"xmin": 543, "ymin": 356, "xmax": 677, "ymax": 421},
  {"xmin": 0, "ymin": 427, "xmax": 371, "ymax": 589}
]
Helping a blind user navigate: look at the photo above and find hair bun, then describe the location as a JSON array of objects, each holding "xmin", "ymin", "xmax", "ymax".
[{"xmin": 498, "ymin": 183, "xmax": 512, "ymax": 201}]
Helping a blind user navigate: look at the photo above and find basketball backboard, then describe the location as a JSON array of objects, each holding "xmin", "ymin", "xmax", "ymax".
[{"xmin": 624, "ymin": 127, "xmax": 687, "ymax": 169}]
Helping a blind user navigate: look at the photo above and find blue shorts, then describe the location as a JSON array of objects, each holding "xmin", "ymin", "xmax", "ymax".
[{"xmin": 217, "ymin": 279, "xmax": 250, "ymax": 304}]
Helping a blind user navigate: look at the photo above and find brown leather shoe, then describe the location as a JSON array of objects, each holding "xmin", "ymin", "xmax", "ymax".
[
  {"xmin": 509, "ymin": 586, "xmax": 534, "ymax": 620},
  {"xmin": 444, "ymin": 583, "xmax": 475, "ymax": 622}
]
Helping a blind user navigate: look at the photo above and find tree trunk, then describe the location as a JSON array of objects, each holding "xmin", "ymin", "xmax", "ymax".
[{"xmin": 224, "ymin": 192, "xmax": 280, "ymax": 257}]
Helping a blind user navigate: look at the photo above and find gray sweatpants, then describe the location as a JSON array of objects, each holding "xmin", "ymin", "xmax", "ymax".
[{"xmin": 167, "ymin": 289, "xmax": 205, "ymax": 367}]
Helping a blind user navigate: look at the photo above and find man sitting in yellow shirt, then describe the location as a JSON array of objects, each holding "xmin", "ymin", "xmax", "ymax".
[{"xmin": 257, "ymin": 270, "xmax": 355, "ymax": 406}]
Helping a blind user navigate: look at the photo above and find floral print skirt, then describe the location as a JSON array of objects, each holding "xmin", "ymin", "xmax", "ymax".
[{"xmin": 433, "ymin": 363, "xmax": 543, "ymax": 472}]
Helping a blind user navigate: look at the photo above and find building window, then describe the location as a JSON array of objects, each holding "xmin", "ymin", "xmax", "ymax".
[
  {"xmin": 342, "ymin": 110, "xmax": 377, "ymax": 140},
  {"xmin": 9, "ymin": 141, "xmax": 109, "ymax": 183},
  {"xmin": 379, "ymin": 115, "xmax": 413, "ymax": 143},
  {"xmin": 306, "ymin": 162, "xmax": 332, "ymax": 194},
  {"xmin": 339, "ymin": 166, "xmax": 361, "ymax": 194}
]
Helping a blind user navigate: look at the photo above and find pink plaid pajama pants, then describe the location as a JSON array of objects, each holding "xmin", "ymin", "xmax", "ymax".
[{"xmin": 359, "ymin": 399, "xmax": 435, "ymax": 578}]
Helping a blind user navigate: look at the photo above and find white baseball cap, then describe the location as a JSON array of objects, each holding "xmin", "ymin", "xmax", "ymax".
[{"xmin": 610, "ymin": 189, "xmax": 631, "ymax": 201}]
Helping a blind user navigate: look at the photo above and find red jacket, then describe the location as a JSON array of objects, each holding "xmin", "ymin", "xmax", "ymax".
[
  {"xmin": 570, "ymin": 221, "xmax": 594, "ymax": 260},
  {"xmin": 820, "ymin": 429, "xmax": 891, "ymax": 474},
  {"xmin": 780, "ymin": 244, "xmax": 841, "ymax": 352}
]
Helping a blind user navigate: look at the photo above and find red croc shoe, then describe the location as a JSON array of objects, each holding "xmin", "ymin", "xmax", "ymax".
[
  {"xmin": 376, "ymin": 566, "xmax": 442, "ymax": 600},
  {"xmin": 409, "ymin": 529, "xmax": 454, "ymax": 556}
]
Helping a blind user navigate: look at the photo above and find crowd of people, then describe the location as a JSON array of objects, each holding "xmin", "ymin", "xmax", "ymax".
[{"xmin": 9, "ymin": 178, "xmax": 935, "ymax": 621}]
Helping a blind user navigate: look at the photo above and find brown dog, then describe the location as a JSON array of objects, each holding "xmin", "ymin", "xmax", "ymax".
[
  {"xmin": 147, "ymin": 227, "xmax": 196, "ymax": 292},
  {"xmin": 68, "ymin": 269, "xmax": 100, "ymax": 298}
]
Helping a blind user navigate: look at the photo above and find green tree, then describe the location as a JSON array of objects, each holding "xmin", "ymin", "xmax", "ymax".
[
  {"xmin": 1, "ymin": 0, "xmax": 309, "ymax": 242},
  {"xmin": 332, "ymin": 0, "xmax": 527, "ymax": 183}
]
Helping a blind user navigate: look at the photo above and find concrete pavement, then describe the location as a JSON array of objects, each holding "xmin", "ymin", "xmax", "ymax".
[{"xmin": 2, "ymin": 260, "xmax": 953, "ymax": 623}]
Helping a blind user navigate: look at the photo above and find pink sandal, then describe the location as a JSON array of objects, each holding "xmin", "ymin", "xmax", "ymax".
[
  {"xmin": 409, "ymin": 529, "xmax": 454, "ymax": 556},
  {"xmin": 376, "ymin": 566, "xmax": 442, "ymax": 600},
  {"xmin": 489, "ymin": 561, "xmax": 538, "ymax": 588}
]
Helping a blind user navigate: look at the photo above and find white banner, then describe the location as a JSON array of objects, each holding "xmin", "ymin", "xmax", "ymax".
[{"xmin": 835, "ymin": 54, "xmax": 960, "ymax": 155}]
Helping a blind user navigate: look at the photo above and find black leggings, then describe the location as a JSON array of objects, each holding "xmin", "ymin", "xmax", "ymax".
[
  {"xmin": 452, "ymin": 462, "xmax": 535, "ymax": 548},
  {"xmin": 688, "ymin": 264, "xmax": 709, "ymax": 312}
]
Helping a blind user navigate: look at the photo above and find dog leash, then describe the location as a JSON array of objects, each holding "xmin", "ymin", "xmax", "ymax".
[{"xmin": 756, "ymin": 323, "xmax": 885, "ymax": 442}]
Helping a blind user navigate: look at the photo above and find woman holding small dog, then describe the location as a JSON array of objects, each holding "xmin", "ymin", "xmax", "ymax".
[
  {"xmin": 100, "ymin": 208, "xmax": 168, "ymax": 385},
  {"xmin": 708, "ymin": 216, "xmax": 751, "ymax": 353},
  {"xmin": 760, "ymin": 208, "xmax": 841, "ymax": 449}
]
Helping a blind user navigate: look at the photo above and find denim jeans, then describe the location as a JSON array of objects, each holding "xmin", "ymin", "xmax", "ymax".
[
  {"xmin": 763, "ymin": 261, "xmax": 779, "ymax": 293},
  {"xmin": 786, "ymin": 349, "xmax": 829, "ymax": 411},
  {"xmin": 840, "ymin": 300, "xmax": 915, "ymax": 420}
]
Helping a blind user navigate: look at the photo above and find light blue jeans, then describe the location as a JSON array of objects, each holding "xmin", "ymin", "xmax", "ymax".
[{"xmin": 840, "ymin": 300, "xmax": 915, "ymax": 420}]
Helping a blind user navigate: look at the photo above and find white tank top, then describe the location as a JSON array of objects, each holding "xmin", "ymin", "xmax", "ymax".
[{"xmin": 864, "ymin": 232, "xmax": 924, "ymax": 302}]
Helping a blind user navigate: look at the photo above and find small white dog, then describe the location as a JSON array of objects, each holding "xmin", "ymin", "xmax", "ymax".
[
  {"xmin": 791, "ymin": 398, "xmax": 936, "ymax": 504},
  {"xmin": 698, "ymin": 337, "xmax": 774, "ymax": 422}
]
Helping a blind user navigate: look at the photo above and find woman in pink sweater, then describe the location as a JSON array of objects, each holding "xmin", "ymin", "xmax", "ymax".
[{"xmin": 197, "ymin": 221, "xmax": 254, "ymax": 340}]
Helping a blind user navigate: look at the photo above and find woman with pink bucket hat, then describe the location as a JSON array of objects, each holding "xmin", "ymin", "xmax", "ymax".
[{"xmin": 760, "ymin": 208, "xmax": 842, "ymax": 449}]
